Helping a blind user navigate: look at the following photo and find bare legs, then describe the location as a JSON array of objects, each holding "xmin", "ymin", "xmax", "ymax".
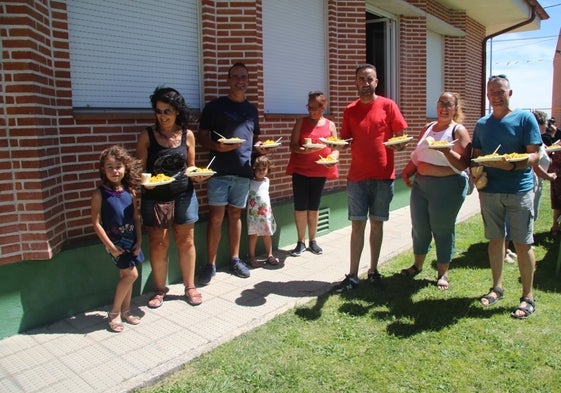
[
  {"xmin": 109, "ymin": 266, "xmax": 139, "ymax": 330},
  {"xmin": 349, "ymin": 218, "xmax": 383, "ymax": 277},
  {"xmin": 294, "ymin": 210, "xmax": 320, "ymax": 243},
  {"xmin": 147, "ymin": 223, "xmax": 198, "ymax": 307},
  {"xmin": 481, "ymin": 238, "xmax": 535, "ymax": 308},
  {"xmin": 207, "ymin": 205, "xmax": 243, "ymax": 264}
]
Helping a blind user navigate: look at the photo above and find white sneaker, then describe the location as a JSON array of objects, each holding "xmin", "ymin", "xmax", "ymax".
[{"xmin": 504, "ymin": 254, "xmax": 515, "ymax": 264}]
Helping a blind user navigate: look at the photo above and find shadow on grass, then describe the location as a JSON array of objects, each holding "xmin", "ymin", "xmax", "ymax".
[
  {"xmin": 533, "ymin": 231, "xmax": 561, "ymax": 293},
  {"xmin": 333, "ymin": 272, "xmax": 510, "ymax": 338}
]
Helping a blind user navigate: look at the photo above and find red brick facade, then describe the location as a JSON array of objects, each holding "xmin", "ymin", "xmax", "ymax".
[{"xmin": 0, "ymin": 0, "xmax": 485, "ymax": 265}]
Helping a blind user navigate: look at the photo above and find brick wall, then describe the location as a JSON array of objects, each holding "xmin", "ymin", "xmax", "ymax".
[{"xmin": 0, "ymin": 0, "xmax": 487, "ymax": 265}]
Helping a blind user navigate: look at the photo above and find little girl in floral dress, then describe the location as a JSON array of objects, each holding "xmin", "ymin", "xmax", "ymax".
[{"xmin": 247, "ymin": 156, "xmax": 278, "ymax": 267}]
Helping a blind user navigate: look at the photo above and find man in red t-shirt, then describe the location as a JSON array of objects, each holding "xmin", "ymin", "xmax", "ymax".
[{"xmin": 335, "ymin": 64, "xmax": 408, "ymax": 293}]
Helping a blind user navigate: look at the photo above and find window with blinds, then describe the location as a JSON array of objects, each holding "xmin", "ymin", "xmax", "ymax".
[
  {"xmin": 67, "ymin": 0, "xmax": 201, "ymax": 110},
  {"xmin": 262, "ymin": 0, "xmax": 328, "ymax": 114}
]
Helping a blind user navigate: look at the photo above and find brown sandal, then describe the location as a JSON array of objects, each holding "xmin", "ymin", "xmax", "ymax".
[
  {"xmin": 400, "ymin": 265, "xmax": 421, "ymax": 277},
  {"xmin": 266, "ymin": 256, "xmax": 279, "ymax": 265},
  {"xmin": 185, "ymin": 286, "xmax": 202, "ymax": 306},
  {"xmin": 148, "ymin": 287, "xmax": 169, "ymax": 308},
  {"xmin": 248, "ymin": 258, "xmax": 264, "ymax": 268}
]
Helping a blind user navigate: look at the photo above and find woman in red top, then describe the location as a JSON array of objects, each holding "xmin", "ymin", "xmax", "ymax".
[{"xmin": 286, "ymin": 91, "xmax": 339, "ymax": 256}]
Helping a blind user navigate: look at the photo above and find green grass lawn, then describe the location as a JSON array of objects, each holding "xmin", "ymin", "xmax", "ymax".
[{"xmin": 139, "ymin": 184, "xmax": 561, "ymax": 393}]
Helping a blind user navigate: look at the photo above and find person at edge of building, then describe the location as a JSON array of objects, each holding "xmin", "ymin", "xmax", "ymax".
[
  {"xmin": 334, "ymin": 63, "xmax": 408, "ymax": 293},
  {"xmin": 472, "ymin": 74, "xmax": 541, "ymax": 319}
]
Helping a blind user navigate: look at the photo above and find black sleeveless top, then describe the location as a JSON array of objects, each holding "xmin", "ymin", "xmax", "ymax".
[{"xmin": 143, "ymin": 126, "xmax": 193, "ymax": 202}]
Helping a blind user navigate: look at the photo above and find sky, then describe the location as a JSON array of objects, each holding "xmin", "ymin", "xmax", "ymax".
[{"xmin": 487, "ymin": 1, "xmax": 561, "ymax": 115}]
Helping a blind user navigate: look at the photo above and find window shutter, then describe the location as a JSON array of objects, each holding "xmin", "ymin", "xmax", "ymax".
[
  {"xmin": 67, "ymin": 0, "xmax": 201, "ymax": 109},
  {"xmin": 262, "ymin": 0, "xmax": 327, "ymax": 114}
]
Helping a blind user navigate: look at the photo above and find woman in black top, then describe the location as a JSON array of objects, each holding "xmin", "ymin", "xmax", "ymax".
[{"xmin": 137, "ymin": 87, "xmax": 209, "ymax": 308}]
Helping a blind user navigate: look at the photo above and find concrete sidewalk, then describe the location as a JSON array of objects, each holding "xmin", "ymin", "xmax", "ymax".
[{"xmin": 0, "ymin": 193, "xmax": 481, "ymax": 393}]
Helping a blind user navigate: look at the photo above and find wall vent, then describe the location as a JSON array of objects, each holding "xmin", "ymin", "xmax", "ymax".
[{"xmin": 317, "ymin": 207, "xmax": 330, "ymax": 234}]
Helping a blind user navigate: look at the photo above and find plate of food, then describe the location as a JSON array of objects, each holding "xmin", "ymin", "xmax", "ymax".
[
  {"xmin": 428, "ymin": 142, "xmax": 455, "ymax": 149},
  {"xmin": 142, "ymin": 173, "xmax": 175, "ymax": 186},
  {"xmin": 256, "ymin": 140, "xmax": 281, "ymax": 148},
  {"xmin": 383, "ymin": 136, "xmax": 413, "ymax": 146},
  {"xmin": 218, "ymin": 137, "xmax": 246, "ymax": 144},
  {"xmin": 472, "ymin": 154, "xmax": 504, "ymax": 163},
  {"xmin": 504, "ymin": 152, "xmax": 529, "ymax": 162},
  {"xmin": 546, "ymin": 145, "xmax": 561, "ymax": 152},
  {"xmin": 303, "ymin": 143, "xmax": 327, "ymax": 149},
  {"xmin": 315, "ymin": 156, "xmax": 338, "ymax": 165},
  {"xmin": 319, "ymin": 137, "xmax": 349, "ymax": 146},
  {"xmin": 186, "ymin": 168, "xmax": 216, "ymax": 177}
]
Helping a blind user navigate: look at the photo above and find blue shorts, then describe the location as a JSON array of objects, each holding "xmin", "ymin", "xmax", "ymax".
[
  {"xmin": 347, "ymin": 179, "xmax": 394, "ymax": 221},
  {"xmin": 207, "ymin": 175, "xmax": 250, "ymax": 208},
  {"xmin": 479, "ymin": 191, "xmax": 534, "ymax": 244},
  {"xmin": 141, "ymin": 190, "xmax": 199, "ymax": 226}
]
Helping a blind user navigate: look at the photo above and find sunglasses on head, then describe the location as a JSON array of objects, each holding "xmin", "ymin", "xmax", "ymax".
[
  {"xmin": 488, "ymin": 74, "xmax": 508, "ymax": 81},
  {"xmin": 154, "ymin": 108, "xmax": 175, "ymax": 115}
]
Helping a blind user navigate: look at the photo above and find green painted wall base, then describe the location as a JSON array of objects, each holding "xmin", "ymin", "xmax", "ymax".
[{"xmin": 0, "ymin": 182, "xmax": 410, "ymax": 340}]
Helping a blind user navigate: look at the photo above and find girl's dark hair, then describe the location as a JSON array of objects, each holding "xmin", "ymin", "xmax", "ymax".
[
  {"xmin": 99, "ymin": 145, "xmax": 143, "ymax": 191},
  {"xmin": 150, "ymin": 86, "xmax": 190, "ymax": 128}
]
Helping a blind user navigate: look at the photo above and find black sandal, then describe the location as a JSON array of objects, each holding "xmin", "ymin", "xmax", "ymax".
[
  {"xmin": 400, "ymin": 265, "xmax": 421, "ymax": 277},
  {"xmin": 480, "ymin": 286, "xmax": 504, "ymax": 306},
  {"xmin": 510, "ymin": 297, "xmax": 536, "ymax": 319}
]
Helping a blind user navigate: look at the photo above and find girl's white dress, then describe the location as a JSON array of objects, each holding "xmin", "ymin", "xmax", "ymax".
[{"xmin": 247, "ymin": 177, "xmax": 277, "ymax": 236}]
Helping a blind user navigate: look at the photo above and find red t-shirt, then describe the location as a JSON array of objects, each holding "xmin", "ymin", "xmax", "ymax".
[
  {"xmin": 286, "ymin": 117, "xmax": 338, "ymax": 179},
  {"xmin": 341, "ymin": 96, "xmax": 407, "ymax": 181}
]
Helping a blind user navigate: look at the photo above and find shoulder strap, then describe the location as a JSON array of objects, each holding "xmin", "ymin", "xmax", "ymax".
[
  {"xmin": 452, "ymin": 124, "xmax": 458, "ymax": 140},
  {"xmin": 421, "ymin": 121, "xmax": 436, "ymax": 139}
]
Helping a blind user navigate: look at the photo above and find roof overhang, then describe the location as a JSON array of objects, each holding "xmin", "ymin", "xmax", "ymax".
[{"xmin": 367, "ymin": 0, "xmax": 549, "ymax": 36}]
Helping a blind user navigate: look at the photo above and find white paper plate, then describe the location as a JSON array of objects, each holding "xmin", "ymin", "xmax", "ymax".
[
  {"xmin": 303, "ymin": 143, "xmax": 326, "ymax": 149},
  {"xmin": 319, "ymin": 137, "xmax": 348, "ymax": 146},
  {"xmin": 472, "ymin": 155, "xmax": 504, "ymax": 163},
  {"xmin": 256, "ymin": 142, "xmax": 281, "ymax": 148},
  {"xmin": 505, "ymin": 155, "xmax": 529, "ymax": 162},
  {"xmin": 142, "ymin": 179, "xmax": 175, "ymax": 187},
  {"xmin": 546, "ymin": 145, "xmax": 561, "ymax": 152},
  {"xmin": 315, "ymin": 159, "xmax": 338, "ymax": 165},
  {"xmin": 218, "ymin": 138, "xmax": 246, "ymax": 144},
  {"xmin": 428, "ymin": 143, "xmax": 454, "ymax": 149},
  {"xmin": 383, "ymin": 136, "xmax": 413, "ymax": 146},
  {"xmin": 186, "ymin": 170, "xmax": 216, "ymax": 177}
]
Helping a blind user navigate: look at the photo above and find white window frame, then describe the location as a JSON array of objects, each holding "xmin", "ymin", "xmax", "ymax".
[
  {"xmin": 426, "ymin": 30, "xmax": 444, "ymax": 118},
  {"xmin": 67, "ymin": 0, "xmax": 201, "ymax": 110},
  {"xmin": 262, "ymin": 0, "xmax": 327, "ymax": 114}
]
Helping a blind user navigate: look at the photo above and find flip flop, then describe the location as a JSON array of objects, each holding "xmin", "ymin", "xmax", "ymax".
[{"xmin": 436, "ymin": 275, "xmax": 449, "ymax": 290}]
